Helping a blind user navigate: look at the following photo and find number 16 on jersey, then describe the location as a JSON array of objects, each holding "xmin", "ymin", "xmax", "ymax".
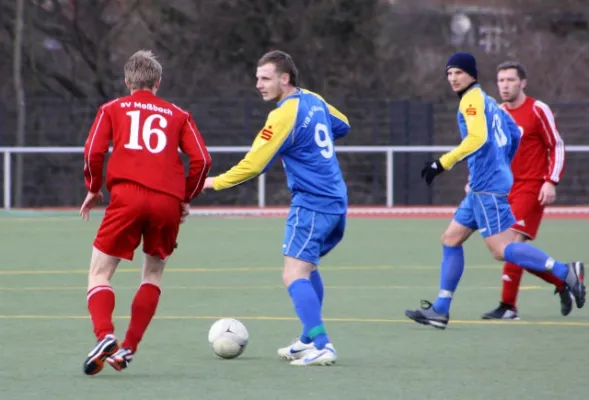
[{"xmin": 124, "ymin": 110, "xmax": 168, "ymax": 154}]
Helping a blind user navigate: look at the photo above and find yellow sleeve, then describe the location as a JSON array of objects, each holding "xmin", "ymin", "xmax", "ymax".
[
  {"xmin": 213, "ymin": 98, "xmax": 298, "ymax": 190},
  {"xmin": 326, "ymin": 102, "xmax": 349, "ymax": 125},
  {"xmin": 439, "ymin": 88, "xmax": 488, "ymax": 170}
]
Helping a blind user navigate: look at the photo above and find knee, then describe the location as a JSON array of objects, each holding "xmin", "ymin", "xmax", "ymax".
[
  {"xmin": 282, "ymin": 268, "xmax": 301, "ymax": 288},
  {"xmin": 441, "ymin": 230, "xmax": 463, "ymax": 247},
  {"xmin": 143, "ymin": 256, "xmax": 166, "ymax": 285},
  {"xmin": 143, "ymin": 266, "xmax": 164, "ymax": 285},
  {"xmin": 282, "ymin": 269, "xmax": 291, "ymax": 287},
  {"xmin": 89, "ymin": 247, "xmax": 118, "ymax": 282},
  {"xmin": 89, "ymin": 263, "xmax": 113, "ymax": 280},
  {"xmin": 489, "ymin": 244, "xmax": 507, "ymax": 261},
  {"xmin": 88, "ymin": 260, "xmax": 117, "ymax": 290},
  {"xmin": 491, "ymin": 249, "xmax": 505, "ymax": 261},
  {"xmin": 282, "ymin": 257, "xmax": 313, "ymax": 287}
]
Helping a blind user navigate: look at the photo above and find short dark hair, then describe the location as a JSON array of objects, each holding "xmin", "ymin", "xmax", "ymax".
[
  {"xmin": 258, "ymin": 50, "xmax": 298, "ymax": 86},
  {"xmin": 497, "ymin": 61, "xmax": 527, "ymax": 80}
]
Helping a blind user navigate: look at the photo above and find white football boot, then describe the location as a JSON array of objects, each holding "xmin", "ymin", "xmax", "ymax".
[
  {"xmin": 277, "ymin": 339, "xmax": 315, "ymax": 360},
  {"xmin": 290, "ymin": 343, "xmax": 337, "ymax": 366}
]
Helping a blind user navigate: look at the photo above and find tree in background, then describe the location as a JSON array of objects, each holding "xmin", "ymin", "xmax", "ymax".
[{"xmin": 0, "ymin": 0, "xmax": 587, "ymax": 207}]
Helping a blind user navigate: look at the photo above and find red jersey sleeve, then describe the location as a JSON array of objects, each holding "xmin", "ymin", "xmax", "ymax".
[
  {"xmin": 84, "ymin": 104, "xmax": 113, "ymax": 193},
  {"xmin": 179, "ymin": 112, "xmax": 212, "ymax": 202},
  {"xmin": 533, "ymin": 101, "xmax": 565, "ymax": 184}
]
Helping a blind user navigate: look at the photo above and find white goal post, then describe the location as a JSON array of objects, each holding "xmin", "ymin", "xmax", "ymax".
[{"xmin": 2, "ymin": 145, "xmax": 589, "ymax": 211}]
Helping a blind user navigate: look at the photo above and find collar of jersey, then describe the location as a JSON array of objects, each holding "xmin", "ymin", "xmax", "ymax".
[
  {"xmin": 277, "ymin": 88, "xmax": 301, "ymax": 107},
  {"xmin": 131, "ymin": 90, "xmax": 157, "ymax": 98},
  {"xmin": 503, "ymin": 95, "xmax": 529, "ymax": 112},
  {"xmin": 457, "ymin": 82, "xmax": 479, "ymax": 99}
]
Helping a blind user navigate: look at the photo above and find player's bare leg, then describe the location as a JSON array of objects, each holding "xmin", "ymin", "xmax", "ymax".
[
  {"xmin": 483, "ymin": 231, "xmax": 572, "ymax": 320},
  {"xmin": 84, "ymin": 247, "xmax": 121, "ymax": 375},
  {"xmin": 405, "ymin": 220, "xmax": 473, "ymax": 329},
  {"xmin": 107, "ymin": 254, "xmax": 166, "ymax": 371},
  {"xmin": 279, "ymin": 256, "xmax": 336, "ymax": 366},
  {"xmin": 484, "ymin": 230, "xmax": 585, "ymax": 309}
]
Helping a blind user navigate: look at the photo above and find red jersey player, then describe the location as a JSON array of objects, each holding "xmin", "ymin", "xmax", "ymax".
[
  {"xmin": 482, "ymin": 61, "xmax": 572, "ymax": 320},
  {"xmin": 80, "ymin": 50, "xmax": 211, "ymax": 375}
]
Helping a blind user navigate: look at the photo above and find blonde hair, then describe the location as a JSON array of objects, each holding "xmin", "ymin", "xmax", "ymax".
[{"xmin": 124, "ymin": 50, "xmax": 162, "ymax": 90}]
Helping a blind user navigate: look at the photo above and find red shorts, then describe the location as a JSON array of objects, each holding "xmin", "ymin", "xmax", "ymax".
[
  {"xmin": 508, "ymin": 180, "xmax": 545, "ymax": 240},
  {"xmin": 94, "ymin": 182, "xmax": 183, "ymax": 261}
]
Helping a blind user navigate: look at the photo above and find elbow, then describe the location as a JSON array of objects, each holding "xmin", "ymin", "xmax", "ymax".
[
  {"xmin": 84, "ymin": 149, "xmax": 96, "ymax": 159},
  {"xmin": 335, "ymin": 126, "xmax": 350, "ymax": 140},
  {"xmin": 247, "ymin": 161, "xmax": 267, "ymax": 177},
  {"xmin": 251, "ymin": 166, "xmax": 264, "ymax": 176},
  {"xmin": 203, "ymin": 154, "xmax": 212, "ymax": 169},
  {"xmin": 204, "ymin": 151, "xmax": 212, "ymax": 165},
  {"xmin": 193, "ymin": 153, "xmax": 212, "ymax": 170}
]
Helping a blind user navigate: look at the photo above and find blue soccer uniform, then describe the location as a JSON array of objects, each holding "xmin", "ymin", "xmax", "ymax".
[
  {"xmin": 406, "ymin": 52, "xmax": 585, "ymax": 329},
  {"xmin": 212, "ymin": 88, "xmax": 350, "ymax": 264},
  {"xmin": 211, "ymin": 85, "xmax": 349, "ymax": 363},
  {"xmin": 440, "ymin": 85, "xmax": 520, "ymax": 237}
]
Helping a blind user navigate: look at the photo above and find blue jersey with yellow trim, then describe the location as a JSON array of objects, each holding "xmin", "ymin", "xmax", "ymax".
[
  {"xmin": 439, "ymin": 85, "xmax": 521, "ymax": 194},
  {"xmin": 213, "ymin": 88, "xmax": 350, "ymax": 214}
]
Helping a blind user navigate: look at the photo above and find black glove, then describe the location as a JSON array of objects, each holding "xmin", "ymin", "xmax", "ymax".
[{"xmin": 421, "ymin": 159, "xmax": 444, "ymax": 185}]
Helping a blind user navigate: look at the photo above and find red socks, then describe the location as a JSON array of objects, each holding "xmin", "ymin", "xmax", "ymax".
[
  {"xmin": 87, "ymin": 285, "xmax": 115, "ymax": 340},
  {"xmin": 501, "ymin": 262, "xmax": 566, "ymax": 308},
  {"xmin": 122, "ymin": 283, "xmax": 161, "ymax": 352},
  {"xmin": 527, "ymin": 270, "xmax": 566, "ymax": 291}
]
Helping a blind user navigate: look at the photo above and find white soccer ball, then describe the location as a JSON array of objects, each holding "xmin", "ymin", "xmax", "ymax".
[{"xmin": 208, "ymin": 318, "xmax": 249, "ymax": 359}]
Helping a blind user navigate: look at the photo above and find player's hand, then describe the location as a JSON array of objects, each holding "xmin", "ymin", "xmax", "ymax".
[
  {"xmin": 421, "ymin": 160, "xmax": 445, "ymax": 185},
  {"xmin": 464, "ymin": 182, "xmax": 470, "ymax": 194},
  {"xmin": 203, "ymin": 177, "xmax": 215, "ymax": 191},
  {"xmin": 80, "ymin": 191, "xmax": 103, "ymax": 221},
  {"xmin": 538, "ymin": 182, "xmax": 556, "ymax": 205},
  {"xmin": 180, "ymin": 202, "xmax": 190, "ymax": 224}
]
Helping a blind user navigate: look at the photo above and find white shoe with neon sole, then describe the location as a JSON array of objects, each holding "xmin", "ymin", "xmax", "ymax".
[{"xmin": 290, "ymin": 343, "xmax": 337, "ymax": 366}]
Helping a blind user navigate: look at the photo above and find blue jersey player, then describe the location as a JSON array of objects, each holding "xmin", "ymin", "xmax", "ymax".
[
  {"xmin": 203, "ymin": 50, "xmax": 349, "ymax": 365},
  {"xmin": 405, "ymin": 52, "xmax": 585, "ymax": 329}
]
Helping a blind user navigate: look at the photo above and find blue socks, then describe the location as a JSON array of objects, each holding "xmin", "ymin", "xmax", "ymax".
[
  {"xmin": 504, "ymin": 242, "xmax": 568, "ymax": 280},
  {"xmin": 288, "ymin": 278, "xmax": 329, "ymax": 349},
  {"xmin": 433, "ymin": 245, "xmax": 465, "ymax": 314},
  {"xmin": 300, "ymin": 270, "xmax": 324, "ymax": 344},
  {"xmin": 310, "ymin": 270, "xmax": 324, "ymax": 306},
  {"xmin": 429, "ymin": 243, "xmax": 569, "ymax": 316}
]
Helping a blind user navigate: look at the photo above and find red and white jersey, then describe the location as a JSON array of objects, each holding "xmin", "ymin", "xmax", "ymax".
[
  {"xmin": 83, "ymin": 90, "xmax": 212, "ymax": 202},
  {"xmin": 500, "ymin": 96, "xmax": 565, "ymax": 184}
]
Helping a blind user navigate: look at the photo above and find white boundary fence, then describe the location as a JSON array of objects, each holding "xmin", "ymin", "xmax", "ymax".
[{"xmin": 3, "ymin": 145, "xmax": 589, "ymax": 210}]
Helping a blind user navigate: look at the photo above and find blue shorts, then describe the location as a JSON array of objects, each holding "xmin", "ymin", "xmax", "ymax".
[
  {"xmin": 282, "ymin": 206, "xmax": 346, "ymax": 265},
  {"xmin": 454, "ymin": 192, "xmax": 515, "ymax": 238}
]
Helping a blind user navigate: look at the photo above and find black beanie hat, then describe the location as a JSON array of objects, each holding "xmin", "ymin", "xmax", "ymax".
[{"xmin": 446, "ymin": 52, "xmax": 478, "ymax": 80}]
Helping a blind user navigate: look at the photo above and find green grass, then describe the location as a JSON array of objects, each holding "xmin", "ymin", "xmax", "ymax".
[{"xmin": 0, "ymin": 214, "xmax": 586, "ymax": 400}]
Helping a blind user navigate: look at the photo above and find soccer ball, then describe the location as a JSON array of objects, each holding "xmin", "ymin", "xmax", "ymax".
[{"xmin": 208, "ymin": 318, "xmax": 249, "ymax": 359}]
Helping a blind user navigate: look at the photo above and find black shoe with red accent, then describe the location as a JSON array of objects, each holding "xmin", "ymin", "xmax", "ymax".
[
  {"xmin": 564, "ymin": 261, "xmax": 585, "ymax": 309},
  {"xmin": 481, "ymin": 302, "xmax": 520, "ymax": 320},
  {"xmin": 556, "ymin": 287, "xmax": 574, "ymax": 316},
  {"xmin": 83, "ymin": 334, "xmax": 119, "ymax": 375},
  {"xmin": 106, "ymin": 347, "xmax": 134, "ymax": 371}
]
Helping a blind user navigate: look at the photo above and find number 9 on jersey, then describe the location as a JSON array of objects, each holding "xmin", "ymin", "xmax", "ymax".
[{"xmin": 314, "ymin": 123, "xmax": 334, "ymax": 159}]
